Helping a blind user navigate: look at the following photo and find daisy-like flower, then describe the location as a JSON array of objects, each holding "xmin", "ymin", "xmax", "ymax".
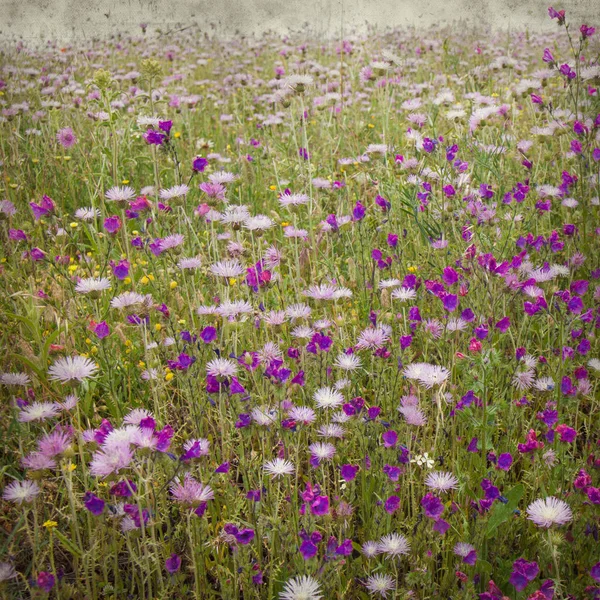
[
  {"xmin": 206, "ymin": 358, "xmax": 238, "ymax": 379},
  {"xmin": 48, "ymin": 356, "xmax": 98, "ymax": 384},
  {"xmin": 208, "ymin": 171, "xmax": 237, "ymax": 185},
  {"xmin": 398, "ymin": 405, "xmax": 427, "ymax": 426},
  {"xmin": 588, "ymin": 358, "xmax": 600, "ymax": 372},
  {"xmin": 263, "ymin": 458, "xmax": 295, "ymax": 479},
  {"xmin": 365, "ymin": 573, "xmax": 395, "ymax": 598},
  {"xmin": 313, "ymin": 387, "xmax": 344, "ymax": 410},
  {"xmin": 56, "ymin": 127, "xmax": 77, "ymax": 148},
  {"xmin": 123, "ymin": 408, "xmax": 153, "ymax": 425},
  {"xmin": 243, "ymin": 215, "xmax": 274, "ymax": 232},
  {"xmin": 75, "ymin": 277, "xmax": 111, "ymax": 295},
  {"xmin": 512, "ymin": 369, "xmax": 535, "ymax": 391},
  {"xmin": 285, "ymin": 303, "xmax": 311, "ymax": 320},
  {"xmin": 288, "ymin": 406, "xmax": 316, "ymax": 425},
  {"xmin": 1, "ymin": 372, "xmax": 30, "ymax": 386},
  {"xmin": 279, "ymin": 575, "xmax": 322, "ymax": 600},
  {"xmin": 111, "ymin": 292, "xmax": 151, "ymax": 310},
  {"xmin": 526, "ymin": 497, "xmax": 573, "ymax": 528},
  {"xmin": 216, "ymin": 300, "xmax": 253, "ymax": 320},
  {"xmin": 377, "ymin": 533, "xmax": 411, "ymax": 558},
  {"xmin": 355, "ymin": 326, "xmax": 391, "ymax": 350},
  {"xmin": 291, "ymin": 325, "xmax": 314, "ymax": 339},
  {"xmin": 303, "ymin": 284, "xmax": 337, "ymax": 300},
  {"xmin": 425, "ymin": 471, "xmax": 459, "ymax": 492},
  {"xmin": 279, "ymin": 192, "xmax": 310, "ymax": 208},
  {"xmin": 170, "ymin": 474, "xmax": 214, "ymax": 506},
  {"xmin": 209, "ymin": 260, "xmax": 245, "ymax": 279},
  {"xmin": 18, "ymin": 402, "xmax": 60, "ymax": 422},
  {"xmin": 403, "ymin": 363, "xmax": 450, "ymax": 388},
  {"xmin": 453, "ymin": 542, "xmax": 476, "ymax": 557},
  {"xmin": 159, "ymin": 234, "xmax": 185, "ymax": 252},
  {"xmin": 446, "ymin": 318, "xmax": 468, "ymax": 332},
  {"xmin": 178, "ymin": 257, "xmax": 202, "ymax": 270},
  {"xmin": 159, "ymin": 184, "xmax": 189, "ymax": 201},
  {"xmin": 334, "ymin": 353, "xmax": 362, "ymax": 371},
  {"xmin": 317, "ymin": 424, "xmax": 345, "ymax": 438},
  {"xmin": 379, "ymin": 278, "xmax": 402, "ymax": 289},
  {"xmin": 362, "ymin": 541, "xmax": 380, "ymax": 558},
  {"xmin": 2, "ymin": 480, "xmax": 41, "ymax": 504},
  {"xmin": 251, "ymin": 406, "xmax": 278, "ymax": 426},
  {"xmin": 533, "ymin": 377, "xmax": 555, "ymax": 392},
  {"xmin": 0, "ymin": 562, "xmax": 17, "ymax": 582},
  {"xmin": 89, "ymin": 445, "xmax": 134, "ymax": 478},
  {"xmin": 22, "ymin": 452, "xmax": 57, "ymax": 471},
  {"xmin": 105, "ymin": 186, "xmax": 136, "ymax": 205},
  {"xmin": 308, "ymin": 442, "xmax": 336, "ymax": 461},
  {"xmin": 74, "ymin": 207, "xmax": 101, "ymax": 221},
  {"xmin": 391, "ymin": 287, "xmax": 417, "ymax": 301},
  {"xmin": 262, "ymin": 310, "xmax": 288, "ymax": 326},
  {"xmin": 219, "ymin": 205, "xmax": 251, "ymax": 226}
]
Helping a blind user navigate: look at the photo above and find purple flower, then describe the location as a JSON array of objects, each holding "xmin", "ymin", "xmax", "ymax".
[
  {"xmin": 215, "ymin": 462, "xmax": 230, "ymax": 473},
  {"xmin": 495, "ymin": 317, "xmax": 510, "ymax": 333},
  {"xmin": 84, "ymin": 492, "xmax": 105, "ymax": 516},
  {"xmin": 31, "ymin": 248, "xmax": 46, "ymax": 261},
  {"xmin": 382, "ymin": 430, "xmax": 397, "ymax": 448},
  {"xmin": 496, "ymin": 453, "xmax": 513, "ymax": 471},
  {"xmin": 111, "ymin": 259, "xmax": 130, "ymax": 280},
  {"xmin": 384, "ymin": 495, "xmax": 400, "ymax": 514},
  {"xmin": 443, "ymin": 293, "xmax": 458, "ymax": 312},
  {"xmin": 467, "ymin": 437, "xmax": 479, "ymax": 453},
  {"xmin": 463, "ymin": 550, "xmax": 477, "ymax": 565},
  {"xmin": 310, "ymin": 495, "xmax": 330, "ymax": 516},
  {"xmin": 94, "ymin": 321, "xmax": 110, "ymax": 340},
  {"xmin": 234, "ymin": 528, "xmax": 255, "ymax": 545},
  {"xmin": 158, "ymin": 120, "xmax": 173, "ymax": 133},
  {"xmin": 36, "ymin": 572, "xmax": 55, "ymax": 593},
  {"xmin": 30, "ymin": 195, "xmax": 55, "ymax": 220},
  {"xmin": 144, "ymin": 129, "xmax": 166, "ymax": 145},
  {"xmin": 340, "ymin": 464, "xmax": 358, "ymax": 481},
  {"xmin": 542, "ymin": 48, "xmax": 555, "ymax": 64},
  {"xmin": 335, "ymin": 539, "xmax": 353, "ymax": 556},
  {"xmin": 299, "ymin": 539, "xmax": 318, "ymax": 559},
  {"xmin": 200, "ymin": 326, "xmax": 217, "ymax": 344},
  {"xmin": 193, "ymin": 156, "xmax": 208, "ymax": 172},
  {"xmin": 103, "ymin": 215, "xmax": 122, "ymax": 234},
  {"xmin": 165, "ymin": 553, "xmax": 181, "ymax": 574},
  {"xmin": 433, "ymin": 518, "xmax": 450, "ymax": 535},
  {"xmin": 352, "ymin": 201, "xmax": 366, "ymax": 221},
  {"xmin": 421, "ymin": 492, "xmax": 444, "ymax": 519},
  {"xmin": 509, "ymin": 558, "xmax": 539, "ymax": 592},
  {"xmin": 591, "ymin": 561, "xmax": 600, "ymax": 583}
]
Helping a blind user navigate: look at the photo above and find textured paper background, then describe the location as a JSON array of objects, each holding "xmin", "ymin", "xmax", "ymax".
[{"xmin": 2, "ymin": 0, "xmax": 600, "ymax": 41}]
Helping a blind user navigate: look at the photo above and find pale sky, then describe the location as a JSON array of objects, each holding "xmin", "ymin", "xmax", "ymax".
[{"xmin": 1, "ymin": 0, "xmax": 599, "ymax": 41}]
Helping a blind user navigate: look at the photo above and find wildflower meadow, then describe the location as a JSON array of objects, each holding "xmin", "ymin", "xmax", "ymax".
[{"xmin": 1, "ymin": 6, "xmax": 600, "ymax": 599}]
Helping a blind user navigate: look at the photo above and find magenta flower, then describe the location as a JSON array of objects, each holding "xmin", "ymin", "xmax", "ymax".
[
  {"xmin": 56, "ymin": 127, "xmax": 77, "ymax": 148},
  {"xmin": 421, "ymin": 493, "xmax": 444, "ymax": 519},
  {"xmin": 382, "ymin": 430, "xmax": 397, "ymax": 448},
  {"xmin": 509, "ymin": 558, "xmax": 539, "ymax": 592},
  {"xmin": 310, "ymin": 495, "xmax": 330, "ymax": 516},
  {"xmin": 84, "ymin": 492, "xmax": 105, "ymax": 516},
  {"xmin": 165, "ymin": 553, "xmax": 181, "ymax": 574},
  {"xmin": 384, "ymin": 495, "xmax": 400, "ymax": 514}
]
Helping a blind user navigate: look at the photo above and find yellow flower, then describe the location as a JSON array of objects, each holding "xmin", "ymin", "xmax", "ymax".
[
  {"xmin": 69, "ymin": 222, "xmax": 78, "ymax": 229},
  {"xmin": 407, "ymin": 266, "xmax": 418, "ymax": 273},
  {"xmin": 228, "ymin": 278, "xmax": 237, "ymax": 286},
  {"xmin": 123, "ymin": 277, "xmax": 132, "ymax": 284},
  {"xmin": 138, "ymin": 360, "xmax": 146, "ymax": 368},
  {"xmin": 269, "ymin": 185, "xmax": 277, "ymax": 191},
  {"xmin": 125, "ymin": 340, "xmax": 132, "ymax": 347},
  {"xmin": 67, "ymin": 463, "xmax": 76, "ymax": 472},
  {"xmin": 140, "ymin": 275, "xmax": 150, "ymax": 285},
  {"xmin": 148, "ymin": 274, "xmax": 155, "ymax": 282},
  {"xmin": 43, "ymin": 520, "xmax": 58, "ymax": 529},
  {"xmin": 367, "ymin": 123, "xmax": 375, "ymax": 129},
  {"xmin": 169, "ymin": 281, "xmax": 177, "ymax": 289},
  {"xmin": 280, "ymin": 222, "xmax": 290, "ymax": 227},
  {"xmin": 122, "ymin": 179, "xmax": 130, "ymax": 184},
  {"xmin": 155, "ymin": 323, "xmax": 162, "ymax": 332},
  {"xmin": 68, "ymin": 265, "xmax": 78, "ymax": 273},
  {"xmin": 165, "ymin": 372, "xmax": 174, "ymax": 382},
  {"xmin": 174, "ymin": 131, "xmax": 181, "ymax": 139},
  {"xmin": 178, "ymin": 319, "xmax": 186, "ymax": 325}
]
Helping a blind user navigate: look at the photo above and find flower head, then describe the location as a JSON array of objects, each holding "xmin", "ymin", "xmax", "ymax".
[{"xmin": 526, "ymin": 497, "xmax": 572, "ymax": 528}]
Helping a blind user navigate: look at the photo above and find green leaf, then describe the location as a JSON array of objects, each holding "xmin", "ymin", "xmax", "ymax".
[
  {"xmin": 53, "ymin": 529, "xmax": 83, "ymax": 558},
  {"xmin": 484, "ymin": 484, "xmax": 524, "ymax": 538}
]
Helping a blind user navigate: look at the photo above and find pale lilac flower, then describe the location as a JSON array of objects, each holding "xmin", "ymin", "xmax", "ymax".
[
  {"xmin": 48, "ymin": 356, "xmax": 98, "ymax": 384},
  {"xmin": 2, "ymin": 480, "xmax": 40, "ymax": 504},
  {"xmin": 526, "ymin": 497, "xmax": 573, "ymax": 528},
  {"xmin": 19, "ymin": 402, "xmax": 61, "ymax": 422},
  {"xmin": 425, "ymin": 471, "xmax": 459, "ymax": 492},
  {"xmin": 279, "ymin": 575, "xmax": 322, "ymax": 600},
  {"xmin": 263, "ymin": 458, "xmax": 295, "ymax": 478}
]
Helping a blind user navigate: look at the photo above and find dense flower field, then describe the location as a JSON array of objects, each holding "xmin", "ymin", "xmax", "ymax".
[{"xmin": 1, "ymin": 7, "xmax": 600, "ymax": 599}]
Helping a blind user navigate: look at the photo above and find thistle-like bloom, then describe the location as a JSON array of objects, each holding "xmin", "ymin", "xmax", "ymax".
[
  {"xmin": 424, "ymin": 471, "xmax": 459, "ymax": 492},
  {"xmin": 377, "ymin": 533, "xmax": 411, "ymax": 558},
  {"xmin": 365, "ymin": 574, "xmax": 395, "ymax": 598},
  {"xmin": 56, "ymin": 127, "xmax": 77, "ymax": 148},
  {"xmin": 48, "ymin": 356, "xmax": 98, "ymax": 384},
  {"xmin": 89, "ymin": 445, "xmax": 134, "ymax": 478},
  {"xmin": 453, "ymin": 542, "xmax": 476, "ymax": 557},
  {"xmin": 308, "ymin": 442, "xmax": 336, "ymax": 461},
  {"xmin": 391, "ymin": 287, "xmax": 417, "ymax": 301},
  {"xmin": 111, "ymin": 292, "xmax": 151, "ymax": 310},
  {"xmin": 355, "ymin": 326, "xmax": 391, "ymax": 350},
  {"xmin": 279, "ymin": 575, "xmax": 322, "ymax": 600},
  {"xmin": 526, "ymin": 497, "xmax": 573, "ymax": 528},
  {"xmin": 2, "ymin": 480, "xmax": 40, "ymax": 504},
  {"xmin": 285, "ymin": 303, "xmax": 312, "ymax": 320},
  {"xmin": 209, "ymin": 260, "xmax": 245, "ymax": 278},
  {"xmin": 75, "ymin": 277, "xmax": 111, "ymax": 294},
  {"xmin": 403, "ymin": 363, "xmax": 450, "ymax": 388},
  {"xmin": 159, "ymin": 234, "xmax": 185, "ymax": 252},
  {"xmin": 105, "ymin": 186, "xmax": 136, "ymax": 203},
  {"xmin": 206, "ymin": 358, "xmax": 238, "ymax": 379},
  {"xmin": 313, "ymin": 387, "xmax": 344, "ymax": 410},
  {"xmin": 159, "ymin": 184, "xmax": 189, "ymax": 200},
  {"xmin": 170, "ymin": 474, "xmax": 214, "ymax": 506},
  {"xmin": 334, "ymin": 353, "xmax": 362, "ymax": 371},
  {"xmin": 75, "ymin": 207, "xmax": 101, "ymax": 221},
  {"xmin": 279, "ymin": 192, "xmax": 309, "ymax": 207},
  {"xmin": 0, "ymin": 562, "xmax": 17, "ymax": 582},
  {"xmin": 18, "ymin": 402, "xmax": 61, "ymax": 423},
  {"xmin": 1, "ymin": 372, "xmax": 30, "ymax": 386},
  {"xmin": 244, "ymin": 215, "xmax": 274, "ymax": 232},
  {"xmin": 178, "ymin": 257, "xmax": 202, "ymax": 270},
  {"xmin": 216, "ymin": 300, "xmax": 253, "ymax": 320},
  {"xmin": 288, "ymin": 406, "xmax": 316, "ymax": 425},
  {"xmin": 263, "ymin": 458, "xmax": 295, "ymax": 479}
]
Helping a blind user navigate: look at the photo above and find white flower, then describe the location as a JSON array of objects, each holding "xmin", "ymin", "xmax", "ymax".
[
  {"xmin": 105, "ymin": 186, "xmax": 136, "ymax": 203},
  {"xmin": 377, "ymin": 533, "xmax": 410, "ymax": 558},
  {"xmin": 18, "ymin": 402, "xmax": 60, "ymax": 422},
  {"xmin": 209, "ymin": 260, "xmax": 245, "ymax": 278},
  {"xmin": 453, "ymin": 542, "xmax": 475, "ymax": 557},
  {"xmin": 178, "ymin": 257, "xmax": 202, "ymax": 270},
  {"xmin": 75, "ymin": 277, "xmax": 111, "ymax": 294},
  {"xmin": 526, "ymin": 497, "xmax": 573, "ymax": 528},
  {"xmin": 2, "ymin": 480, "xmax": 41, "ymax": 504},
  {"xmin": 206, "ymin": 358, "xmax": 238, "ymax": 379},
  {"xmin": 244, "ymin": 215, "xmax": 274, "ymax": 232},
  {"xmin": 365, "ymin": 573, "xmax": 395, "ymax": 598},
  {"xmin": 48, "ymin": 356, "xmax": 98, "ymax": 383},
  {"xmin": 263, "ymin": 458, "xmax": 295, "ymax": 479},
  {"xmin": 75, "ymin": 207, "xmax": 101, "ymax": 220},
  {"xmin": 411, "ymin": 452, "xmax": 435, "ymax": 469},
  {"xmin": 424, "ymin": 471, "xmax": 459, "ymax": 492},
  {"xmin": 1, "ymin": 372, "xmax": 30, "ymax": 386},
  {"xmin": 334, "ymin": 353, "xmax": 362, "ymax": 371},
  {"xmin": 279, "ymin": 575, "xmax": 322, "ymax": 600},
  {"xmin": 391, "ymin": 287, "xmax": 417, "ymax": 301},
  {"xmin": 313, "ymin": 387, "xmax": 344, "ymax": 410},
  {"xmin": 159, "ymin": 184, "xmax": 189, "ymax": 200}
]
